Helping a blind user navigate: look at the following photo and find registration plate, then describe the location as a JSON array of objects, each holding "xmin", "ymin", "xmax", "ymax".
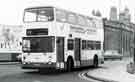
[{"xmin": 33, "ymin": 64, "xmax": 40, "ymax": 66}]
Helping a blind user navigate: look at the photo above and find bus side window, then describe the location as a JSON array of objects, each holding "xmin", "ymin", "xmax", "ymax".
[
  {"xmin": 82, "ymin": 40, "xmax": 87, "ymax": 50},
  {"xmin": 95, "ymin": 42, "xmax": 101, "ymax": 50},
  {"xmin": 87, "ymin": 41, "xmax": 94, "ymax": 50},
  {"xmin": 67, "ymin": 39, "xmax": 74, "ymax": 50},
  {"xmin": 56, "ymin": 39, "xmax": 60, "ymax": 44}
]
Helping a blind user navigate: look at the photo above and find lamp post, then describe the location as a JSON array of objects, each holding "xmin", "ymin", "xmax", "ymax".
[{"xmin": 133, "ymin": 31, "xmax": 135, "ymax": 63}]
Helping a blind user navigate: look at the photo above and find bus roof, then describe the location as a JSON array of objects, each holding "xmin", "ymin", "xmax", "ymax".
[
  {"xmin": 24, "ymin": 6, "xmax": 54, "ymax": 11},
  {"xmin": 24, "ymin": 6, "xmax": 103, "ymax": 21}
]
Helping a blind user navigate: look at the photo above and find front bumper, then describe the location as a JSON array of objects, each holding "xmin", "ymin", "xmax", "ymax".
[{"xmin": 21, "ymin": 63, "xmax": 56, "ymax": 69}]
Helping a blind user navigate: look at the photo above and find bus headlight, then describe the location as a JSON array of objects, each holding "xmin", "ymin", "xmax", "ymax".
[
  {"xmin": 56, "ymin": 62, "xmax": 64, "ymax": 68},
  {"xmin": 56, "ymin": 62, "xmax": 60, "ymax": 68},
  {"xmin": 60, "ymin": 62, "xmax": 64, "ymax": 68},
  {"xmin": 22, "ymin": 39, "xmax": 30, "ymax": 50},
  {"xmin": 48, "ymin": 61, "xmax": 52, "ymax": 64}
]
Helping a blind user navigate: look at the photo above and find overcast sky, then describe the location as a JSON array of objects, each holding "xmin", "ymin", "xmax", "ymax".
[{"xmin": 0, "ymin": 0, "xmax": 135, "ymax": 25}]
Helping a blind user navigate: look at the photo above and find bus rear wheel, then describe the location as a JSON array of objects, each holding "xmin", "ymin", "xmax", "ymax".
[
  {"xmin": 66, "ymin": 58, "xmax": 73, "ymax": 72},
  {"xmin": 93, "ymin": 56, "xmax": 98, "ymax": 68}
]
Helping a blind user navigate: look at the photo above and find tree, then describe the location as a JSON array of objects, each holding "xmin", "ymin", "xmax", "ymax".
[
  {"xmin": 92, "ymin": 10, "xmax": 96, "ymax": 16},
  {"xmin": 2, "ymin": 28, "xmax": 15, "ymax": 42}
]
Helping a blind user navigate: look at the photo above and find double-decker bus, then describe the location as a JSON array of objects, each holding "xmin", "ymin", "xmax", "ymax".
[{"xmin": 21, "ymin": 6, "xmax": 104, "ymax": 71}]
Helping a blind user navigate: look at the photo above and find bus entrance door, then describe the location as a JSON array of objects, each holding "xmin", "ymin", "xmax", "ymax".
[
  {"xmin": 74, "ymin": 38, "xmax": 81, "ymax": 67},
  {"xmin": 56, "ymin": 37, "xmax": 64, "ymax": 63}
]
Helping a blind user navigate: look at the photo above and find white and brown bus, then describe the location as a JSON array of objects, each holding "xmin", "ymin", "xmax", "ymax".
[{"xmin": 21, "ymin": 6, "xmax": 104, "ymax": 71}]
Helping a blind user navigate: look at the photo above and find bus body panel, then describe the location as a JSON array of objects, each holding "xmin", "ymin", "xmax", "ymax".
[{"xmin": 21, "ymin": 6, "xmax": 104, "ymax": 70}]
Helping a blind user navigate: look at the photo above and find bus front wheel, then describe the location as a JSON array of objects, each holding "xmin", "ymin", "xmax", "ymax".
[
  {"xmin": 93, "ymin": 56, "xmax": 98, "ymax": 68},
  {"xmin": 66, "ymin": 58, "xmax": 73, "ymax": 72}
]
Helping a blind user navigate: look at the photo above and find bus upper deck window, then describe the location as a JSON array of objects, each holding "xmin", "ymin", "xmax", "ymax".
[{"xmin": 24, "ymin": 7, "xmax": 54, "ymax": 22}]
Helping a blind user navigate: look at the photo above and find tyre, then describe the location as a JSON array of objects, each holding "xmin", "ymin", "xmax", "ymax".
[
  {"xmin": 66, "ymin": 58, "xmax": 73, "ymax": 72},
  {"xmin": 38, "ymin": 69, "xmax": 45, "ymax": 73},
  {"xmin": 93, "ymin": 56, "xmax": 98, "ymax": 68},
  {"xmin": 120, "ymin": 57, "xmax": 122, "ymax": 60}
]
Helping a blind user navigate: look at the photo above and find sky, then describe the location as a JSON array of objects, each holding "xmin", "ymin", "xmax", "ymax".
[{"xmin": 0, "ymin": 0, "xmax": 135, "ymax": 25}]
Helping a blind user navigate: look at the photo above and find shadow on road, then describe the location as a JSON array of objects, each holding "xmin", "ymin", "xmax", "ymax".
[
  {"xmin": 0, "ymin": 65, "xmax": 108, "ymax": 82},
  {"xmin": 24, "ymin": 65, "xmax": 105, "ymax": 75}
]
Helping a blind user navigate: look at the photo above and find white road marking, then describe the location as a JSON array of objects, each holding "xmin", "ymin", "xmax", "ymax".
[
  {"xmin": 78, "ymin": 71, "xmax": 102, "ymax": 82},
  {"xmin": 33, "ymin": 80, "xmax": 43, "ymax": 82}
]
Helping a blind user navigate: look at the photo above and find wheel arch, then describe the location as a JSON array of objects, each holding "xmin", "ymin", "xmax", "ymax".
[
  {"xmin": 66, "ymin": 56, "xmax": 74, "ymax": 66},
  {"xmin": 93, "ymin": 54, "xmax": 99, "ymax": 67},
  {"xmin": 93, "ymin": 54, "xmax": 98, "ymax": 59},
  {"xmin": 67, "ymin": 56, "xmax": 74, "ymax": 62},
  {"xmin": 65, "ymin": 55, "xmax": 74, "ymax": 71}
]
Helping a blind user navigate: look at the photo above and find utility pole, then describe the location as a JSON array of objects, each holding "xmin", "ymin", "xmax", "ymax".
[
  {"xmin": 118, "ymin": 0, "xmax": 123, "ymax": 57},
  {"xmin": 133, "ymin": 32, "xmax": 135, "ymax": 63}
]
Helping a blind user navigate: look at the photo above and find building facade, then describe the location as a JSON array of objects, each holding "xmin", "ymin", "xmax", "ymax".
[
  {"xmin": 119, "ymin": 7, "xmax": 131, "ymax": 23},
  {"xmin": 103, "ymin": 19, "xmax": 134, "ymax": 57},
  {"xmin": 0, "ymin": 25, "xmax": 24, "ymax": 61},
  {"xmin": 110, "ymin": 6, "xmax": 117, "ymax": 21}
]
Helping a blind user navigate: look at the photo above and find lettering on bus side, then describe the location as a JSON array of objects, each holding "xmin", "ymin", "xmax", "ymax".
[
  {"xmin": 70, "ymin": 26, "xmax": 85, "ymax": 34},
  {"xmin": 86, "ymin": 29, "xmax": 97, "ymax": 34},
  {"xmin": 70, "ymin": 26, "xmax": 97, "ymax": 34}
]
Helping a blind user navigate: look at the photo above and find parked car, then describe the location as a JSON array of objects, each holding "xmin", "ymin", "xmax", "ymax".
[
  {"xmin": 16, "ymin": 54, "xmax": 22, "ymax": 62},
  {"xmin": 103, "ymin": 50, "xmax": 123, "ymax": 60}
]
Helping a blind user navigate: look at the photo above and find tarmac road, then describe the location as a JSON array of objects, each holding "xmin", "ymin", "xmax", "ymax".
[{"xmin": 0, "ymin": 63, "xmax": 98, "ymax": 82}]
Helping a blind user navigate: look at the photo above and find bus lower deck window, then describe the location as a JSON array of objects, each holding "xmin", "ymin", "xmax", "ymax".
[{"xmin": 67, "ymin": 39, "xmax": 74, "ymax": 50}]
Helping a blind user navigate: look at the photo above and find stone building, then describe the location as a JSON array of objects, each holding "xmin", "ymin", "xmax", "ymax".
[
  {"xmin": 103, "ymin": 19, "xmax": 134, "ymax": 57},
  {"xmin": 0, "ymin": 24, "xmax": 23, "ymax": 61},
  {"xmin": 110, "ymin": 6, "xmax": 117, "ymax": 21},
  {"xmin": 119, "ymin": 7, "xmax": 131, "ymax": 23}
]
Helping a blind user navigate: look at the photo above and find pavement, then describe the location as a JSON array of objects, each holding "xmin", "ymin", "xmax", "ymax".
[
  {"xmin": 87, "ymin": 57, "xmax": 135, "ymax": 82},
  {"xmin": 0, "ymin": 62, "xmax": 20, "ymax": 65},
  {"xmin": 1, "ymin": 58, "xmax": 135, "ymax": 82}
]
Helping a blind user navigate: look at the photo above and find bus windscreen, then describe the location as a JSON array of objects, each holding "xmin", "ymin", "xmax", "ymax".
[{"xmin": 22, "ymin": 36, "xmax": 55, "ymax": 52}]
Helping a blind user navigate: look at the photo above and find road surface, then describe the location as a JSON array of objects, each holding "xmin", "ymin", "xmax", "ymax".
[{"xmin": 0, "ymin": 64, "xmax": 97, "ymax": 82}]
